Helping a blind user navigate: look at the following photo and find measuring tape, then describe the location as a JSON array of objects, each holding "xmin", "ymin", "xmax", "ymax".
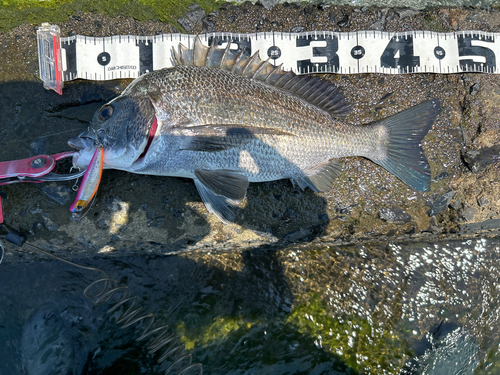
[{"xmin": 37, "ymin": 23, "xmax": 499, "ymax": 94}]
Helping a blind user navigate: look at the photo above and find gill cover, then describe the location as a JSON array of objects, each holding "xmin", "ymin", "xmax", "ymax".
[{"xmin": 84, "ymin": 86, "xmax": 156, "ymax": 169}]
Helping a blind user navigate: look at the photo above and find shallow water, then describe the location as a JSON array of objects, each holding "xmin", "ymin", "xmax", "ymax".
[{"xmin": 0, "ymin": 238, "xmax": 498, "ymax": 374}]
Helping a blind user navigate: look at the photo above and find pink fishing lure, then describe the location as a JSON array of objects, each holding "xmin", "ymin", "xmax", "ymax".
[{"xmin": 70, "ymin": 147, "xmax": 103, "ymax": 212}]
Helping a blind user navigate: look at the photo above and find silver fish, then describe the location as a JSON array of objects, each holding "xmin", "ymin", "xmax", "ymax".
[{"xmin": 69, "ymin": 37, "xmax": 440, "ymax": 223}]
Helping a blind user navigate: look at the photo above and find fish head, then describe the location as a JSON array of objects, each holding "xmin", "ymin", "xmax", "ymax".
[{"xmin": 69, "ymin": 92, "xmax": 155, "ymax": 170}]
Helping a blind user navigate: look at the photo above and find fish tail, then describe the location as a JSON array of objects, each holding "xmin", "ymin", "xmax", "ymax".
[{"xmin": 371, "ymin": 99, "xmax": 440, "ymax": 192}]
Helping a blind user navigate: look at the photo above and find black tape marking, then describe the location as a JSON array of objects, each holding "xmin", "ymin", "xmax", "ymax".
[
  {"xmin": 61, "ymin": 39, "xmax": 77, "ymax": 80},
  {"xmin": 267, "ymin": 45, "xmax": 281, "ymax": 60},
  {"xmin": 208, "ymin": 35, "xmax": 251, "ymax": 57},
  {"xmin": 380, "ymin": 35, "xmax": 420, "ymax": 72},
  {"xmin": 97, "ymin": 52, "xmax": 111, "ymax": 66},
  {"xmin": 296, "ymin": 34, "xmax": 339, "ymax": 73},
  {"xmin": 137, "ymin": 39, "xmax": 153, "ymax": 74},
  {"xmin": 351, "ymin": 45, "xmax": 365, "ymax": 60},
  {"xmin": 458, "ymin": 34, "xmax": 496, "ymax": 72}
]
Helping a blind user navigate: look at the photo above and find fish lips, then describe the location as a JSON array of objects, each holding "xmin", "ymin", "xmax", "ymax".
[
  {"xmin": 71, "ymin": 146, "xmax": 97, "ymax": 170},
  {"xmin": 68, "ymin": 136, "xmax": 95, "ymax": 152},
  {"xmin": 68, "ymin": 135, "xmax": 99, "ymax": 169}
]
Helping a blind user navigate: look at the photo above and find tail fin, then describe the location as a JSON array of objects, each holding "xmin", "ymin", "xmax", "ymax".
[{"xmin": 371, "ymin": 99, "xmax": 440, "ymax": 192}]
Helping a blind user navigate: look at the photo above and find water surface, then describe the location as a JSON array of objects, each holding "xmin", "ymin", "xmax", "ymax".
[{"xmin": 0, "ymin": 238, "xmax": 498, "ymax": 374}]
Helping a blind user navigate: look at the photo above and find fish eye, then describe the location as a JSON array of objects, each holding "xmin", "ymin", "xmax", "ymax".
[{"xmin": 98, "ymin": 105, "xmax": 113, "ymax": 121}]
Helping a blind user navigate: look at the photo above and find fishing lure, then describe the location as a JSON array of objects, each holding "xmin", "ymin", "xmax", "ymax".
[{"xmin": 70, "ymin": 147, "xmax": 103, "ymax": 212}]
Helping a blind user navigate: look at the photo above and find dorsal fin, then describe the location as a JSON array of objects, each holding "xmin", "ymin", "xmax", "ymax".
[{"xmin": 172, "ymin": 36, "xmax": 351, "ymax": 119}]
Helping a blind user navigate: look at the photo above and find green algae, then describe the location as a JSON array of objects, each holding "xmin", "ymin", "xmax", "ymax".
[
  {"xmin": 286, "ymin": 293, "xmax": 412, "ymax": 374},
  {"xmin": 0, "ymin": 0, "xmax": 218, "ymax": 31},
  {"xmin": 177, "ymin": 317, "xmax": 256, "ymax": 350},
  {"xmin": 174, "ymin": 292, "xmax": 411, "ymax": 373}
]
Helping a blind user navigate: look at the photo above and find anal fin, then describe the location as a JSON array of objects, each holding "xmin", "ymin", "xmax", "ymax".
[{"xmin": 295, "ymin": 160, "xmax": 342, "ymax": 193}]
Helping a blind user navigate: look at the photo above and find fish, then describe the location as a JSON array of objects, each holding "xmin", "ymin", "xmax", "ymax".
[{"xmin": 68, "ymin": 37, "xmax": 440, "ymax": 223}]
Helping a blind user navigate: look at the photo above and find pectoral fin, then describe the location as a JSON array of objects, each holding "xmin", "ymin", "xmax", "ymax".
[
  {"xmin": 182, "ymin": 125, "xmax": 295, "ymax": 152},
  {"xmin": 193, "ymin": 169, "xmax": 249, "ymax": 223},
  {"xmin": 195, "ymin": 169, "xmax": 248, "ymax": 200}
]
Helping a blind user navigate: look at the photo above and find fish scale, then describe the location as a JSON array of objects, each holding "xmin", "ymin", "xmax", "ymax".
[
  {"xmin": 69, "ymin": 37, "xmax": 440, "ymax": 223},
  {"xmin": 149, "ymin": 66, "xmax": 372, "ymax": 162}
]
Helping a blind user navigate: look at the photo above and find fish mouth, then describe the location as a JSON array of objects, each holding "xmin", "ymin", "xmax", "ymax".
[
  {"xmin": 68, "ymin": 136, "xmax": 96, "ymax": 151},
  {"xmin": 138, "ymin": 116, "xmax": 158, "ymax": 160}
]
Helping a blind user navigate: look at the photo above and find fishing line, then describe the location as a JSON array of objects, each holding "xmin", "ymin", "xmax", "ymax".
[
  {"xmin": 0, "ymin": 240, "xmax": 4, "ymax": 265},
  {"xmin": 12, "ymin": 241, "xmax": 203, "ymax": 374}
]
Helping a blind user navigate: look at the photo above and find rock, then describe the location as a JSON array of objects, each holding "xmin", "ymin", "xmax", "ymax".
[
  {"xmin": 370, "ymin": 8, "xmax": 388, "ymax": 30},
  {"xmin": 458, "ymin": 204, "xmax": 477, "ymax": 222},
  {"xmin": 461, "ymin": 218, "xmax": 500, "ymax": 233},
  {"xmin": 41, "ymin": 183, "xmax": 73, "ymax": 205},
  {"xmin": 337, "ymin": 204, "xmax": 356, "ymax": 215},
  {"xmin": 177, "ymin": 4, "xmax": 205, "ymax": 32},
  {"xmin": 337, "ymin": 14, "xmax": 350, "ymax": 27},
  {"xmin": 29, "ymin": 207, "xmax": 42, "ymax": 215},
  {"xmin": 290, "ymin": 26, "xmax": 305, "ymax": 33},
  {"xmin": 41, "ymin": 213, "xmax": 58, "ymax": 231},
  {"xmin": 304, "ymin": 4, "xmax": 315, "ymax": 15},
  {"xmin": 470, "ymin": 82, "xmax": 480, "ymax": 95},
  {"xmin": 21, "ymin": 306, "xmax": 89, "ymax": 375},
  {"xmin": 202, "ymin": 17, "xmax": 215, "ymax": 33},
  {"xmin": 139, "ymin": 203, "xmax": 155, "ymax": 220},
  {"xmin": 427, "ymin": 191, "xmax": 455, "ymax": 217},
  {"xmin": 450, "ymin": 196, "xmax": 461, "ymax": 210},
  {"xmin": 260, "ymin": 0, "xmax": 279, "ymax": 11},
  {"xmin": 177, "ymin": 18, "xmax": 194, "ymax": 32},
  {"xmin": 432, "ymin": 171, "xmax": 449, "ymax": 182},
  {"xmin": 379, "ymin": 207, "xmax": 411, "ymax": 224},
  {"xmin": 477, "ymin": 196, "xmax": 489, "ymax": 207},
  {"xmin": 186, "ymin": 4, "xmax": 206, "ymax": 24},
  {"xmin": 32, "ymin": 222, "xmax": 43, "ymax": 232},
  {"xmin": 396, "ymin": 9, "xmax": 416, "ymax": 20},
  {"xmin": 462, "ymin": 145, "xmax": 500, "ymax": 173}
]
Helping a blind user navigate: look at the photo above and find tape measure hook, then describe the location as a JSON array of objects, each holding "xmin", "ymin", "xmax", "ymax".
[{"xmin": 37, "ymin": 23, "xmax": 64, "ymax": 95}]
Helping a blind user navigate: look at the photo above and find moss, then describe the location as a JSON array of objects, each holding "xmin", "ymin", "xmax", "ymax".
[
  {"xmin": 173, "ymin": 290, "xmax": 411, "ymax": 373},
  {"xmin": 176, "ymin": 317, "xmax": 255, "ymax": 350},
  {"xmin": 286, "ymin": 293, "xmax": 412, "ymax": 373},
  {"xmin": 1, "ymin": 0, "xmax": 218, "ymax": 31},
  {"xmin": 422, "ymin": 15, "xmax": 446, "ymax": 32}
]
